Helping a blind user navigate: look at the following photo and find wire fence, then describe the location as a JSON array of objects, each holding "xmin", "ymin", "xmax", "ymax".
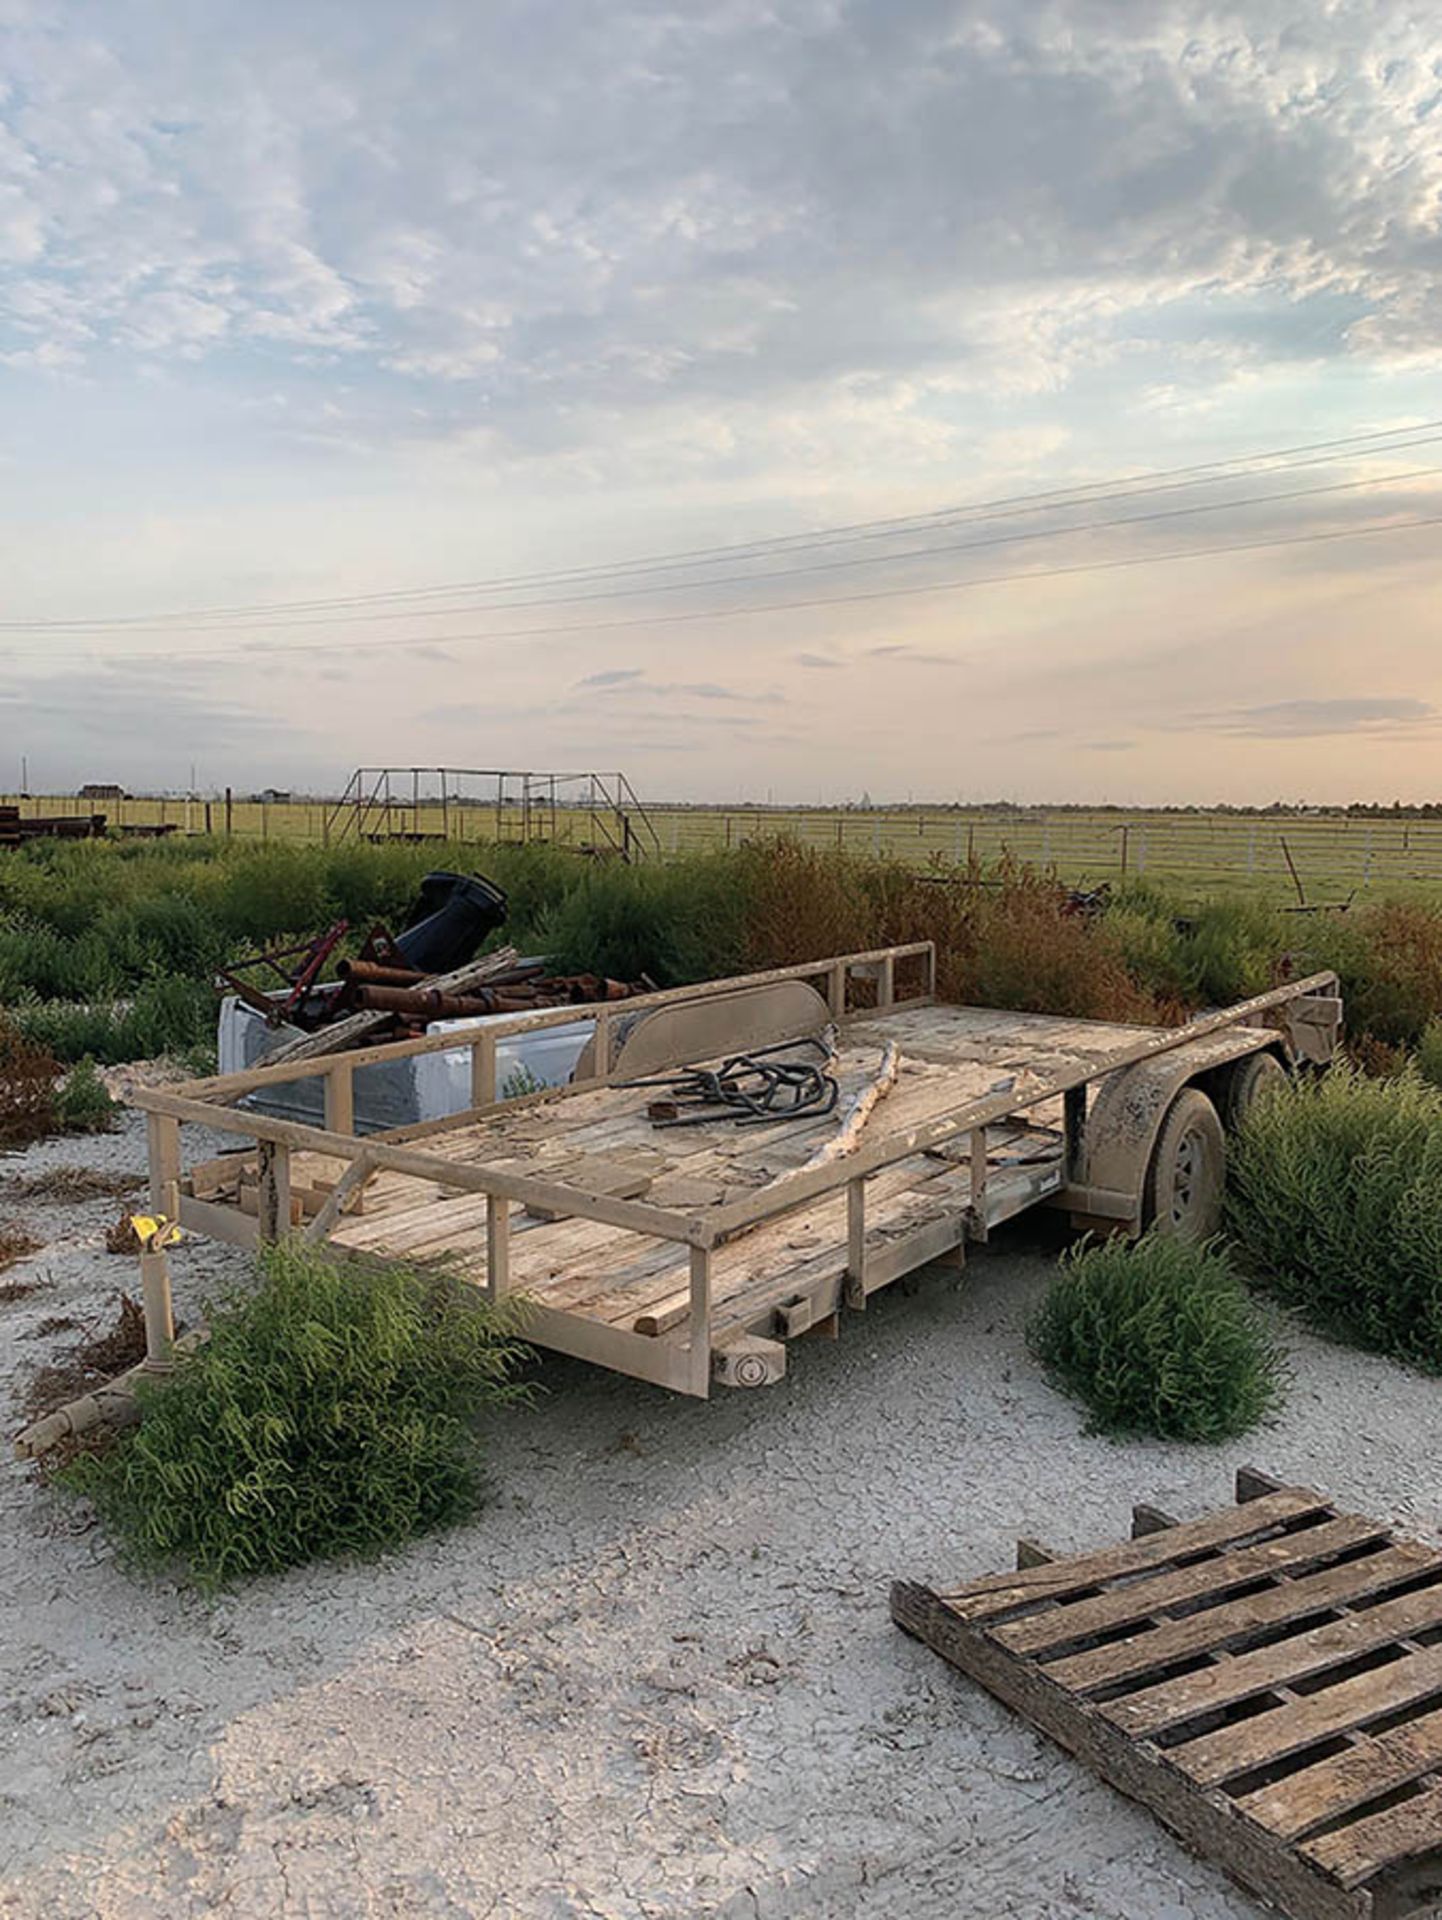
[{"xmin": 8, "ymin": 794, "xmax": 1442, "ymax": 899}]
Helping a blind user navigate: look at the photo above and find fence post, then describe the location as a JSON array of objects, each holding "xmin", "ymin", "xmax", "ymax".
[
  {"xmin": 146, "ymin": 1113, "xmax": 181, "ymax": 1219},
  {"xmin": 225, "ymin": 786, "xmax": 233, "ymax": 837},
  {"xmin": 1119, "ymin": 825, "xmax": 1129, "ymax": 875}
]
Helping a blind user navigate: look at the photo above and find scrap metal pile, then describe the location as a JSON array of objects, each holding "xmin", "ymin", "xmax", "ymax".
[
  {"xmin": 0, "ymin": 805, "xmax": 107, "ymax": 849},
  {"xmin": 218, "ymin": 869, "xmax": 649, "ymax": 1056}
]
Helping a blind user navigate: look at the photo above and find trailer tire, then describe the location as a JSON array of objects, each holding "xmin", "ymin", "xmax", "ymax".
[
  {"xmin": 1144, "ymin": 1088, "xmax": 1224, "ymax": 1240},
  {"xmin": 1225, "ymin": 1050, "xmax": 1287, "ymax": 1130}
]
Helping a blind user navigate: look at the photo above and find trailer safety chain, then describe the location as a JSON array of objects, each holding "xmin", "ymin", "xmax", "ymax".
[{"xmin": 620, "ymin": 1036, "xmax": 840, "ymax": 1128}]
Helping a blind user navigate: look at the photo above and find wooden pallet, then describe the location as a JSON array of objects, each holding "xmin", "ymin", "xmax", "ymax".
[{"xmin": 892, "ymin": 1471, "xmax": 1442, "ymax": 1920}]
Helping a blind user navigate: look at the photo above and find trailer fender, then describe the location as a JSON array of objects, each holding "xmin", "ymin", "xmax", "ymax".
[{"xmin": 1076, "ymin": 1027, "xmax": 1286, "ymax": 1221}]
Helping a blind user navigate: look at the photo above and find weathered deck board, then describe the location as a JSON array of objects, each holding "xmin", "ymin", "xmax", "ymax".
[
  {"xmin": 894, "ymin": 1477, "xmax": 1442, "ymax": 1920},
  {"xmin": 1049, "ymin": 1541, "xmax": 1442, "ymax": 1692},
  {"xmin": 994, "ymin": 1513, "xmax": 1391, "ymax": 1656}
]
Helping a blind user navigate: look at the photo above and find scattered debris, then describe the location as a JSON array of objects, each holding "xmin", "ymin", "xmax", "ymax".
[
  {"xmin": 800, "ymin": 1040, "xmax": 900, "ymax": 1169},
  {"xmin": 0, "ymin": 1166, "xmax": 145, "ymax": 1203},
  {"xmin": 0, "ymin": 804, "xmax": 107, "ymax": 849},
  {"xmin": 21, "ymin": 1293, "xmax": 149, "ymax": 1429},
  {"xmin": 0, "ymin": 1278, "xmax": 44, "ymax": 1304},
  {"xmin": 75, "ymin": 1292, "xmax": 149, "ymax": 1376},
  {"xmin": 0, "ymin": 1220, "xmax": 42, "ymax": 1272},
  {"xmin": 105, "ymin": 1212, "xmax": 143, "ymax": 1255}
]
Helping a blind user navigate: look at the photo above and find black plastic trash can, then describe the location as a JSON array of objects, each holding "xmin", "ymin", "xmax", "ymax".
[{"xmin": 394, "ymin": 872, "xmax": 509, "ymax": 974}]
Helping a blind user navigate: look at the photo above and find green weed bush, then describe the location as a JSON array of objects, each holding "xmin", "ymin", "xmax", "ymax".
[
  {"xmin": 5, "ymin": 830, "xmax": 1440, "ymax": 1071},
  {"xmin": 1028, "ymin": 1234, "xmax": 1284, "ymax": 1441},
  {"xmin": 1307, "ymin": 902, "xmax": 1442, "ymax": 1047},
  {"xmin": 63, "ymin": 1242, "xmax": 531, "ymax": 1588},
  {"xmin": 1226, "ymin": 1064, "xmax": 1442, "ymax": 1368},
  {"xmin": 536, "ymin": 855, "xmax": 747, "ymax": 984},
  {"xmin": 1108, "ymin": 886, "xmax": 1286, "ymax": 1007},
  {"xmin": 1417, "ymin": 1018, "xmax": 1442, "ymax": 1090},
  {"xmin": 11, "ymin": 977, "xmax": 215, "ymax": 1065},
  {"xmin": 55, "ymin": 1057, "xmax": 117, "ymax": 1133}
]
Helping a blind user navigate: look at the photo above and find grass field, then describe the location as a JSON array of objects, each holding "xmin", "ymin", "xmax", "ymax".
[{"xmin": 10, "ymin": 792, "xmax": 1442, "ymax": 904}]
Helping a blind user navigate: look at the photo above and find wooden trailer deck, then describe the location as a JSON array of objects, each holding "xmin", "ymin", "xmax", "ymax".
[{"xmin": 134, "ymin": 945, "xmax": 1342, "ymax": 1397}]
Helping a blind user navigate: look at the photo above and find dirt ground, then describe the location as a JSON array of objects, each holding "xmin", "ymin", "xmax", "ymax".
[{"xmin": 3, "ymin": 1113, "xmax": 1441, "ymax": 1919}]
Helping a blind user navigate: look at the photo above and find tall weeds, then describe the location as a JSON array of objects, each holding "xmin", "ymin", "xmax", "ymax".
[
  {"xmin": 1029, "ymin": 1233, "xmax": 1284, "ymax": 1441},
  {"xmin": 1226, "ymin": 1064, "xmax": 1442, "ymax": 1369},
  {"xmin": 62, "ymin": 1242, "xmax": 531, "ymax": 1588}
]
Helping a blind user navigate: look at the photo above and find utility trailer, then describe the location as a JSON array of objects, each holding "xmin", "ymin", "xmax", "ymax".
[{"xmin": 133, "ymin": 945, "xmax": 1342, "ymax": 1398}]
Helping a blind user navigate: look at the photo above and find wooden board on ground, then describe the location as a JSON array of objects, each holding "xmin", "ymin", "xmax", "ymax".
[{"xmin": 892, "ymin": 1470, "xmax": 1442, "ymax": 1920}]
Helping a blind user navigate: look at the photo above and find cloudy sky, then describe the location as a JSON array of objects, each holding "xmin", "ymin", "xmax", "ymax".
[{"xmin": 2, "ymin": 0, "xmax": 1441, "ymax": 804}]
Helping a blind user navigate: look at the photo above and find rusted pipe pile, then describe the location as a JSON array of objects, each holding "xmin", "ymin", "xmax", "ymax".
[{"xmin": 347, "ymin": 974, "xmax": 638, "ymax": 1021}]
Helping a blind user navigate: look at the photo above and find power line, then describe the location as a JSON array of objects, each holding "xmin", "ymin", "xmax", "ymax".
[
  {"xmin": 10, "ymin": 503, "xmax": 1439, "ymax": 668},
  {"xmin": 6, "ymin": 419, "xmax": 1442, "ymax": 632},
  {"xmin": 8, "ymin": 457, "xmax": 1442, "ymax": 638}
]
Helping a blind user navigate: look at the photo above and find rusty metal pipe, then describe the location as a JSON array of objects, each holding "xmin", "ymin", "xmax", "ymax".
[{"xmin": 335, "ymin": 958, "xmax": 429, "ymax": 987}]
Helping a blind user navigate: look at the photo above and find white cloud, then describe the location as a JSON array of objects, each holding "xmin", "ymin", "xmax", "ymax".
[{"xmin": 0, "ymin": 0, "xmax": 1439, "ymax": 432}]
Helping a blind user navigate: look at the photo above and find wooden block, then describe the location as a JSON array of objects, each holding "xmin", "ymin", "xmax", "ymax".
[{"xmin": 1015, "ymin": 1538, "xmax": 1058, "ymax": 1570}]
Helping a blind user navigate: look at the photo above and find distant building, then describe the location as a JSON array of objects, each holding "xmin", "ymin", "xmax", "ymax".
[
  {"xmin": 254, "ymin": 788, "xmax": 292, "ymax": 804},
  {"xmin": 77, "ymin": 782, "xmax": 126, "ymax": 800}
]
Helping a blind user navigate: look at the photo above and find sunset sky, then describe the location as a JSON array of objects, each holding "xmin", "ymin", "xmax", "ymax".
[{"xmin": 2, "ymin": 1, "xmax": 1441, "ymax": 804}]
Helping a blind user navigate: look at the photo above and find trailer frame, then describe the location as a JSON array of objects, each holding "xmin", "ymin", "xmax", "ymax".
[{"xmin": 133, "ymin": 946, "xmax": 1341, "ymax": 1398}]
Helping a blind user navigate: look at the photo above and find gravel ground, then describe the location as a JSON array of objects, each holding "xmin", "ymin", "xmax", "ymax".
[{"xmin": 2, "ymin": 1111, "xmax": 1441, "ymax": 1919}]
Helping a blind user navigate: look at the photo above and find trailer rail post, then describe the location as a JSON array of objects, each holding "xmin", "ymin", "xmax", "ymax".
[{"xmin": 687, "ymin": 1246, "xmax": 712, "ymax": 1396}]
